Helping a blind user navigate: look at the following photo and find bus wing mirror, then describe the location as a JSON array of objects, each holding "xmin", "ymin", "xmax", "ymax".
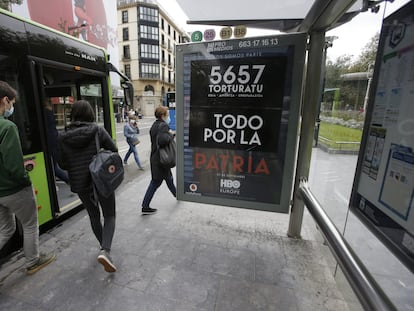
[
  {"xmin": 107, "ymin": 62, "xmax": 134, "ymax": 107},
  {"xmin": 121, "ymin": 80, "xmax": 134, "ymax": 107}
]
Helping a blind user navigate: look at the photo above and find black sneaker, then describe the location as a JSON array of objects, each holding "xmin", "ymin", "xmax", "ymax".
[
  {"xmin": 142, "ymin": 207, "xmax": 157, "ymax": 215},
  {"xmin": 26, "ymin": 252, "xmax": 56, "ymax": 275},
  {"xmin": 97, "ymin": 250, "xmax": 117, "ymax": 273}
]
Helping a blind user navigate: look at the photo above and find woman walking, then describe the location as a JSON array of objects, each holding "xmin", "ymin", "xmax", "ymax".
[
  {"xmin": 141, "ymin": 106, "xmax": 176, "ymax": 214},
  {"xmin": 57, "ymin": 100, "xmax": 118, "ymax": 272},
  {"xmin": 123, "ymin": 116, "xmax": 144, "ymax": 170}
]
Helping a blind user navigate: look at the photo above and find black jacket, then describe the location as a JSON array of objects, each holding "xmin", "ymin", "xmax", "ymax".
[
  {"xmin": 149, "ymin": 119, "xmax": 174, "ymax": 181},
  {"xmin": 57, "ymin": 122, "xmax": 117, "ymax": 193}
]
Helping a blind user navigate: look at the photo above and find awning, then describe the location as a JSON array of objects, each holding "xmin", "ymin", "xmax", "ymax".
[{"xmin": 175, "ymin": 0, "xmax": 380, "ymax": 32}]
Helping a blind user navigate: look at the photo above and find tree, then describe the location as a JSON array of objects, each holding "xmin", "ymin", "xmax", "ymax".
[
  {"xmin": 322, "ymin": 33, "xmax": 379, "ymax": 111},
  {"xmin": 350, "ymin": 32, "xmax": 379, "ymax": 72},
  {"xmin": 0, "ymin": 0, "xmax": 23, "ymax": 10},
  {"xmin": 322, "ymin": 55, "xmax": 352, "ymax": 111},
  {"xmin": 324, "ymin": 54, "xmax": 353, "ymax": 89},
  {"xmin": 324, "ymin": 32, "xmax": 379, "ymax": 89}
]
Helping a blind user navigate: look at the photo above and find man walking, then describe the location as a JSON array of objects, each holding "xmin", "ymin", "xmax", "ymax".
[{"xmin": 0, "ymin": 81, "xmax": 55, "ymax": 275}]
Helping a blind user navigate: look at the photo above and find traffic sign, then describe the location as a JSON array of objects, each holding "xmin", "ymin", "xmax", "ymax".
[
  {"xmin": 220, "ymin": 27, "xmax": 232, "ymax": 39},
  {"xmin": 203, "ymin": 29, "xmax": 216, "ymax": 41},
  {"xmin": 233, "ymin": 25, "xmax": 247, "ymax": 38},
  {"xmin": 191, "ymin": 31, "xmax": 203, "ymax": 42}
]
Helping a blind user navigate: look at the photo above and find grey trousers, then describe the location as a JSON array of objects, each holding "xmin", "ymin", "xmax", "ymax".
[{"xmin": 0, "ymin": 186, "xmax": 39, "ymax": 267}]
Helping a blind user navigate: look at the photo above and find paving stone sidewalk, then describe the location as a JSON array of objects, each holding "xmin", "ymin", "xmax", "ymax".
[{"xmin": 0, "ymin": 168, "xmax": 351, "ymax": 311}]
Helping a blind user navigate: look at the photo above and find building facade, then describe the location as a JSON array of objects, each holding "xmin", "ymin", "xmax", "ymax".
[{"xmin": 117, "ymin": 0, "xmax": 189, "ymax": 116}]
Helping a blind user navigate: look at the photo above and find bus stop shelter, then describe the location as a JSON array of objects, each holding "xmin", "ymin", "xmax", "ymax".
[
  {"xmin": 173, "ymin": 1, "xmax": 404, "ymax": 310},
  {"xmin": 174, "ymin": 0, "xmax": 376, "ymax": 238}
]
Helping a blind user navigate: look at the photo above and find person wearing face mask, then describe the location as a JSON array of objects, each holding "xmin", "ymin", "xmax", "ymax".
[
  {"xmin": 123, "ymin": 115, "xmax": 144, "ymax": 170},
  {"xmin": 141, "ymin": 106, "xmax": 176, "ymax": 214},
  {"xmin": 0, "ymin": 81, "xmax": 56, "ymax": 275}
]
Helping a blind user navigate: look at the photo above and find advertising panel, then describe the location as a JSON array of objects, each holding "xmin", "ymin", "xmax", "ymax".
[
  {"xmin": 350, "ymin": 1, "xmax": 414, "ymax": 272},
  {"xmin": 176, "ymin": 34, "xmax": 307, "ymax": 212},
  {"xmin": 11, "ymin": 0, "xmax": 119, "ymax": 85}
]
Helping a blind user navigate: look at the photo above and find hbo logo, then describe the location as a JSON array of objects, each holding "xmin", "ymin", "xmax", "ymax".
[{"xmin": 220, "ymin": 179, "xmax": 241, "ymax": 189}]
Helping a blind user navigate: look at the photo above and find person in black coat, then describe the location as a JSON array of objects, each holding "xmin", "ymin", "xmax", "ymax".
[
  {"xmin": 141, "ymin": 106, "xmax": 176, "ymax": 214},
  {"xmin": 57, "ymin": 100, "xmax": 118, "ymax": 273},
  {"xmin": 44, "ymin": 99, "xmax": 69, "ymax": 184}
]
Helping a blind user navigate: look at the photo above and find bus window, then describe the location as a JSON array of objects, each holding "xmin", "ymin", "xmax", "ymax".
[
  {"xmin": 42, "ymin": 65, "xmax": 108, "ymax": 130},
  {"xmin": 80, "ymin": 83, "xmax": 104, "ymax": 125}
]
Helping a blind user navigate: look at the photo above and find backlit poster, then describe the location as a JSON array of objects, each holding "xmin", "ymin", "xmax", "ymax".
[
  {"xmin": 176, "ymin": 34, "xmax": 307, "ymax": 212},
  {"xmin": 11, "ymin": 0, "xmax": 119, "ymax": 85}
]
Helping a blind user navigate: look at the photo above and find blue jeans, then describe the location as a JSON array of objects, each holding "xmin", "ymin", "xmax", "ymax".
[
  {"xmin": 54, "ymin": 160, "xmax": 69, "ymax": 184},
  {"xmin": 0, "ymin": 186, "xmax": 39, "ymax": 267},
  {"xmin": 142, "ymin": 175, "xmax": 176, "ymax": 208},
  {"xmin": 123, "ymin": 141, "xmax": 142, "ymax": 168}
]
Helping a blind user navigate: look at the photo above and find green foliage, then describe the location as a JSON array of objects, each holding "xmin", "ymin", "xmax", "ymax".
[
  {"xmin": 350, "ymin": 33, "xmax": 379, "ymax": 73},
  {"xmin": 319, "ymin": 122, "xmax": 362, "ymax": 141},
  {"xmin": 322, "ymin": 110, "xmax": 365, "ymax": 122},
  {"xmin": 318, "ymin": 122, "xmax": 362, "ymax": 151},
  {"xmin": 324, "ymin": 54, "xmax": 353, "ymax": 89},
  {"xmin": 323, "ymin": 32, "xmax": 378, "ymax": 111},
  {"xmin": 339, "ymin": 79, "xmax": 368, "ymax": 110},
  {"xmin": 0, "ymin": 0, "xmax": 22, "ymax": 10}
]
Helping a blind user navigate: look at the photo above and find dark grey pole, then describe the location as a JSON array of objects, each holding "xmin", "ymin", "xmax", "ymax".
[{"xmin": 288, "ymin": 31, "xmax": 326, "ymax": 238}]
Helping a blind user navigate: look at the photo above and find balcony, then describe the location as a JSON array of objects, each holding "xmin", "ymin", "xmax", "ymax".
[
  {"xmin": 117, "ymin": 0, "xmax": 148, "ymax": 7},
  {"xmin": 140, "ymin": 73, "xmax": 160, "ymax": 80}
]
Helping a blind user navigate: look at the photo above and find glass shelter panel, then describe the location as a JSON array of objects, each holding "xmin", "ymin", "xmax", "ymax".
[{"xmin": 350, "ymin": 1, "xmax": 414, "ymax": 273}]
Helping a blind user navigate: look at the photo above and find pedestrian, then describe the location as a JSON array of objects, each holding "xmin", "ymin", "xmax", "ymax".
[
  {"xmin": 57, "ymin": 100, "xmax": 118, "ymax": 272},
  {"xmin": 44, "ymin": 99, "xmax": 69, "ymax": 184},
  {"xmin": 0, "ymin": 81, "xmax": 56, "ymax": 275},
  {"xmin": 123, "ymin": 116, "xmax": 144, "ymax": 170},
  {"xmin": 141, "ymin": 106, "xmax": 176, "ymax": 215}
]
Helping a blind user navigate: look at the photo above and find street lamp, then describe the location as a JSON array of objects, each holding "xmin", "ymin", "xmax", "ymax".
[
  {"xmin": 314, "ymin": 35, "xmax": 338, "ymax": 147},
  {"xmin": 362, "ymin": 61, "xmax": 375, "ymax": 114}
]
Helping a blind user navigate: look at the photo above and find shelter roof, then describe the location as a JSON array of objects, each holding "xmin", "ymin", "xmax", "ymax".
[{"xmin": 176, "ymin": 0, "xmax": 381, "ymax": 32}]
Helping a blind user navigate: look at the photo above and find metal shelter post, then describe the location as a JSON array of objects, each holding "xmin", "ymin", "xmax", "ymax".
[{"xmin": 287, "ymin": 31, "xmax": 326, "ymax": 238}]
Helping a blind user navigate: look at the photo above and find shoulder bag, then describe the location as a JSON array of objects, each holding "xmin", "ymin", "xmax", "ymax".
[{"xmin": 157, "ymin": 125, "xmax": 176, "ymax": 168}]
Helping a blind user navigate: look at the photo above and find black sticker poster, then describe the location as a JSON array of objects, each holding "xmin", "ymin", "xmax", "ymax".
[{"xmin": 184, "ymin": 56, "xmax": 289, "ymax": 204}]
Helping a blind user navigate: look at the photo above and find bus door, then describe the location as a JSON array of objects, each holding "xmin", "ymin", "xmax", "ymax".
[{"xmin": 32, "ymin": 61, "xmax": 109, "ymax": 217}]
